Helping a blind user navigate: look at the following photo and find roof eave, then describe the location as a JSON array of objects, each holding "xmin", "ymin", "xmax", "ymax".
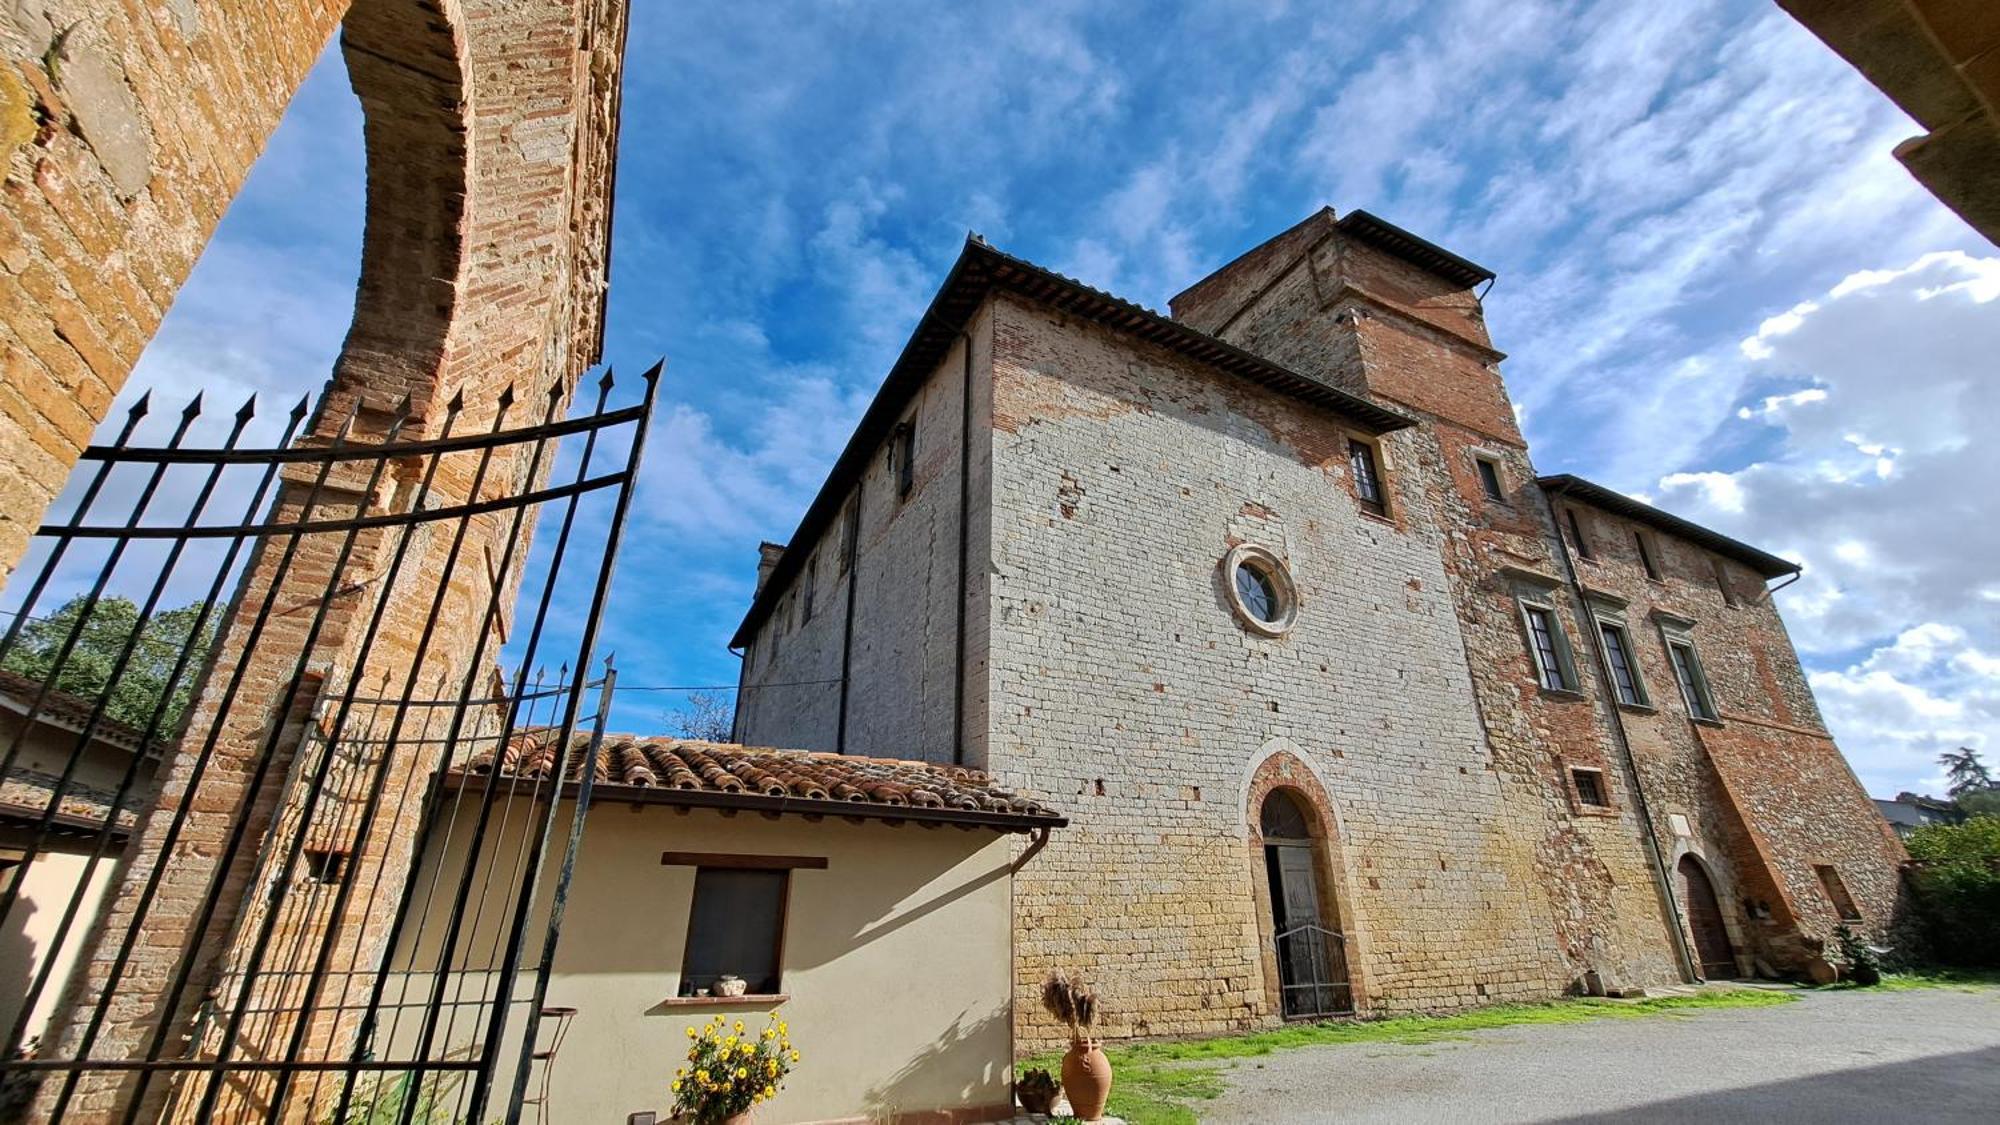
[
  {"xmin": 440, "ymin": 771, "xmax": 1068, "ymax": 833},
  {"xmin": 1538, "ymin": 474, "xmax": 1801, "ymax": 579},
  {"xmin": 730, "ymin": 236, "xmax": 1414, "ymax": 648}
]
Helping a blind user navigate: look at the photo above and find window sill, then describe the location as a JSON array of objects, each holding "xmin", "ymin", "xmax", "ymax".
[
  {"xmin": 1689, "ymin": 716, "xmax": 1725, "ymax": 729},
  {"xmin": 1615, "ymin": 702, "xmax": 1657, "ymax": 716},
  {"xmin": 1356, "ymin": 509, "xmax": 1396, "ymax": 529},
  {"xmin": 658, "ymin": 993, "xmax": 789, "ymax": 1009},
  {"xmin": 1537, "ymin": 687, "xmax": 1588, "ymax": 703},
  {"xmin": 1571, "ymin": 804, "xmax": 1619, "ymax": 818}
]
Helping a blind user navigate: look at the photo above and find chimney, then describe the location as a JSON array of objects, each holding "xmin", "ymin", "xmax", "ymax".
[{"xmin": 755, "ymin": 542, "xmax": 786, "ymax": 594}]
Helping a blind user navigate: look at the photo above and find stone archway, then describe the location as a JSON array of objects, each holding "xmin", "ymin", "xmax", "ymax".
[
  {"xmin": 1672, "ymin": 850, "xmax": 1743, "ymax": 981},
  {"xmin": 1245, "ymin": 747, "xmax": 1362, "ymax": 1017}
]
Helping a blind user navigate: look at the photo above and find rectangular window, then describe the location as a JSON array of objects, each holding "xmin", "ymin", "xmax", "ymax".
[
  {"xmin": 1523, "ymin": 604, "xmax": 1577, "ymax": 692},
  {"xmin": 1635, "ymin": 532, "xmax": 1661, "ymax": 581},
  {"xmin": 1814, "ymin": 865, "xmax": 1862, "ymax": 921},
  {"xmin": 801, "ymin": 555, "xmax": 816, "ymax": 623},
  {"xmin": 1571, "ymin": 769, "xmax": 1608, "ymax": 808},
  {"xmin": 1564, "ymin": 508, "xmax": 1594, "ymax": 560},
  {"xmin": 681, "ymin": 867, "xmax": 788, "ymax": 996},
  {"xmin": 1712, "ymin": 558, "xmax": 1738, "ymax": 607},
  {"xmin": 1475, "ymin": 457, "xmax": 1505, "ymax": 501},
  {"xmin": 1667, "ymin": 638, "xmax": 1718, "ymax": 721},
  {"xmin": 1599, "ymin": 621, "xmax": 1649, "ymax": 707},
  {"xmin": 894, "ymin": 421, "xmax": 916, "ymax": 498},
  {"xmin": 1349, "ymin": 438, "xmax": 1387, "ymax": 517}
]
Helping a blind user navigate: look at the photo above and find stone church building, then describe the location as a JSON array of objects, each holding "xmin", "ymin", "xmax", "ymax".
[{"xmin": 730, "ymin": 208, "xmax": 1906, "ymax": 1045}]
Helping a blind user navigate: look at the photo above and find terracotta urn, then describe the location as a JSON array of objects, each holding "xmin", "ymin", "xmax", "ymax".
[{"xmin": 1060, "ymin": 1038, "xmax": 1112, "ymax": 1120}]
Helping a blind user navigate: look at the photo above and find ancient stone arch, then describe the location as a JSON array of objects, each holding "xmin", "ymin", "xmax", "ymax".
[
  {"xmin": 5, "ymin": 3, "xmax": 627, "ymax": 1116},
  {"xmin": 0, "ymin": 0, "xmax": 623, "ymax": 578}
]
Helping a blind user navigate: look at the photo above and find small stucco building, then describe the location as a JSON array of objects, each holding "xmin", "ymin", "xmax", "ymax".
[
  {"xmin": 388, "ymin": 735, "xmax": 1063, "ymax": 1124},
  {"xmin": 729, "ymin": 208, "xmax": 1909, "ymax": 1050},
  {"xmin": 0, "ymin": 669, "xmax": 158, "ymax": 1050}
]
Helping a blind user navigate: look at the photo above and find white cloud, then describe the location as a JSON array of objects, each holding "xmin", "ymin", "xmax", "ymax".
[{"xmin": 1654, "ymin": 251, "xmax": 2000, "ymax": 794}]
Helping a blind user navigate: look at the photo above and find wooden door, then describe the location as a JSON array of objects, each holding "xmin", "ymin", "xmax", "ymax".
[
  {"xmin": 1677, "ymin": 855, "xmax": 1738, "ymax": 979},
  {"xmin": 1266, "ymin": 844, "xmax": 1346, "ymax": 1017}
]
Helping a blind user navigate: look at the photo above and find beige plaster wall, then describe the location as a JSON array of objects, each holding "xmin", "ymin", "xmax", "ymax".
[{"xmin": 387, "ymin": 801, "xmax": 1018, "ymax": 1124}]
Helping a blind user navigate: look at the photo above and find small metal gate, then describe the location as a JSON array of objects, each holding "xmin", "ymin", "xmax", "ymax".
[
  {"xmin": 0, "ymin": 365, "xmax": 656, "ymax": 1123},
  {"xmin": 1271, "ymin": 923, "xmax": 1352, "ymax": 1020}
]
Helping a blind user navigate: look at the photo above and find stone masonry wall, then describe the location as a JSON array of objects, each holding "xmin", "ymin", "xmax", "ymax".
[
  {"xmin": 734, "ymin": 311, "xmax": 993, "ymax": 766},
  {"xmin": 984, "ymin": 291, "xmax": 1565, "ymax": 1051},
  {"xmin": 1183, "ymin": 216, "xmax": 1689, "ymax": 994}
]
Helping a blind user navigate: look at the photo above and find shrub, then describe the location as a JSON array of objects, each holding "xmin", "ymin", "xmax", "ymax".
[{"xmin": 1904, "ymin": 816, "xmax": 2000, "ymax": 967}]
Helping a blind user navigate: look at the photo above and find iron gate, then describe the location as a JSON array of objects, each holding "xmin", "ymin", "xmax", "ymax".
[
  {"xmin": 1272, "ymin": 923, "xmax": 1353, "ymax": 1020},
  {"xmin": 0, "ymin": 365, "xmax": 656, "ymax": 1123}
]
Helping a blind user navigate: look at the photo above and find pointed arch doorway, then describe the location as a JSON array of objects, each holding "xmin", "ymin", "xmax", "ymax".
[
  {"xmin": 1261, "ymin": 789, "xmax": 1352, "ymax": 1018},
  {"xmin": 1677, "ymin": 854, "xmax": 1739, "ymax": 980}
]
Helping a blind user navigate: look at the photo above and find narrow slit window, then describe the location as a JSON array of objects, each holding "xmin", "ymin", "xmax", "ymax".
[
  {"xmin": 1475, "ymin": 457, "xmax": 1505, "ymax": 501},
  {"xmin": 1571, "ymin": 769, "xmax": 1608, "ymax": 808},
  {"xmin": 893, "ymin": 421, "xmax": 916, "ymax": 499},
  {"xmin": 1635, "ymin": 532, "xmax": 1661, "ymax": 580},
  {"xmin": 801, "ymin": 555, "xmax": 816, "ymax": 623},
  {"xmin": 1667, "ymin": 638, "xmax": 1718, "ymax": 721},
  {"xmin": 1599, "ymin": 622, "xmax": 1648, "ymax": 707},
  {"xmin": 1349, "ymin": 439, "xmax": 1387, "ymax": 517},
  {"xmin": 1564, "ymin": 508, "xmax": 1594, "ymax": 560},
  {"xmin": 1814, "ymin": 864, "xmax": 1862, "ymax": 921},
  {"xmin": 1522, "ymin": 604, "xmax": 1577, "ymax": 692},
  {"xmin": 681, "ymin": 867, "xmax": 788, "ymax": 997}
]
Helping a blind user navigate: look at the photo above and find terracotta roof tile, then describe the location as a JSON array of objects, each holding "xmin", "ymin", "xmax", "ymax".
[{"xmin": 454, "ymin": 732, "xmax": 1065, "ymax": 831}]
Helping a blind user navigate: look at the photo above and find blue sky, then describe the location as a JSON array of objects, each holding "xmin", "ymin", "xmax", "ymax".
[{"xmin": 117, "ymin": 0, "xmax": 1997, "ymax": 797}]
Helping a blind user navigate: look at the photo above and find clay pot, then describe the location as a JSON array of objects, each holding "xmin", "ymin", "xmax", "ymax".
[{"xmin": 1060, "ymin": 1038, "xmax": 1112, "ymax": 1121}]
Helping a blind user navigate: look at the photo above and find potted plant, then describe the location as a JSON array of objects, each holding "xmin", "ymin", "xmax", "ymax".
[
  {"xmin": 671, "ymin": 1013, "xmax": 799, "ymax": 1124},
  {"xmin": 1017, "ymin": 1067, "xmax": 1060, "ymax": 1115},
  {"xmin": 1041, "ymin": 973, "xmax": 1110, "ymax": 1120}
]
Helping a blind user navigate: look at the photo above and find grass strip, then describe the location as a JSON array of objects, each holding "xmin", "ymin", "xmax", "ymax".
[{"xmin": 1022, "ymin": 989, "xmax": 1797, "ymax": 1125}]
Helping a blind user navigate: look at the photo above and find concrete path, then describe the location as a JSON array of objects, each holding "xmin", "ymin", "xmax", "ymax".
[{"xmin": 1202, "ymin": 988, "xmax": 2000, "ymax": 1123}]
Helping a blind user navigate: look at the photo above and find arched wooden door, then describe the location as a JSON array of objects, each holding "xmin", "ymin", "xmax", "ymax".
[{"xmin": 1677, "ymin": 855, "xmax": 1738, "ymax": 980}]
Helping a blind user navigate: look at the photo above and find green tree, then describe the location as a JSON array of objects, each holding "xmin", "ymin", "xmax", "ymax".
[
  {"xmin": 1904, "ymin": 817, "xmax": 2000, "ymax": 967},
  {"xmin": 1959, "ymin": 788, "xmax": 2000, "ymax": 818},
  {"xmin": 0, "ymin": 594, "xmax": 215, "ymax": 736},
  {"xmin": 1939, "ymin": 746, "xmax": 1993, "ymax": 798}
]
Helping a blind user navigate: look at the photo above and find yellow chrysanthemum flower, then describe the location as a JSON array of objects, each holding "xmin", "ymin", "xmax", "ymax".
[
  {"xmin": 789, "ymin": 1049, "xmax": 800, "ymax": 1063},
  {"xmin": 761, "ymin": 1028, "xmax": 776, "ymax": 1040},
  {"xmin": 723, "ymin": 1035, "xmax": 737, "ymax": 1048},
  {"xmin": 734, "ymin": 1019, "xmax": 745, "ymax": 1033},
  {"xmin": 735, "ymin": 1067, "xmax": 749, "ymax": 1080},
  {"xmin": 685, "ymin": 1026, "xmax": 697, "ymax": 1038}
]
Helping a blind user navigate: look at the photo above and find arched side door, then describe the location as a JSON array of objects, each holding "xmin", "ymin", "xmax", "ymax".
[
  {"xmin": 1677, "ymin": 855, "xmax": 1739, "ymax": 980},
  {"xmin": 1261, "ymin": 790, "xmax": 1351, "ymax": 1017}
]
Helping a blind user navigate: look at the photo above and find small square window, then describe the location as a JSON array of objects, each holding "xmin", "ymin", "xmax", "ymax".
[
  {"xmin": 893, "ymin": 421, "xmax": 916, "ymax": 499},
  {"xmin": 1521, "ymin": 603, "xmax": 1578, "ymax": 692},
  {"xmin": 1814, "ymin": 865, "xmax": 1861, "ymax": 921},
  {"xmin": 1635, "ymin": 532, "xmax": 1662, "ymax": 581},
  {"xmin": 1349, "ymin": 438, "xmax": 1388, "ymax": 517},
  {"xmin": 1666, "ymin": 638, "xmax": 1718, "ymax": 721},
  {"xmin": 1572, "ymin": 769, "xmax": 1608, "ymax": 808},
  {"xmin": 1475, "ymin": 457, "xmax": 1505, "ymax": 501},
  {"xmin": 303, "ymin": 849, "xmax": 349, "ymax": 886},
  {"xmin": 1564, "ymin": 508, "xmax": 1594, "ymax": 560},
  {"xmin": 681, "ymin": 867, "xmax": 787, "ymax": 997}
]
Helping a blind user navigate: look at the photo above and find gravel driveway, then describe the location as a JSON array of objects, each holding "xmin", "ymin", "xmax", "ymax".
[{"xmin": 1202, "ymin": 988, "xmax": 2000, "ymax": 1124}]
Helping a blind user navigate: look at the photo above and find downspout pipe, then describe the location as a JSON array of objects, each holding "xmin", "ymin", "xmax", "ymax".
[
  {"xmin": 952, "ymin": 331, "xmax": 974, "ymax": 765},
  {"xmin": 1546, "ymin": 481, "xmax": 1700, "ymax": 984}
]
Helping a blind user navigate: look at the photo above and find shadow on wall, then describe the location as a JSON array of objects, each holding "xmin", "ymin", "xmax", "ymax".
[
  {"xmin": 1542, "ymin": 1045, "xmax": 2000, "ymax": 1123},
  {"xmin": 862, "ymin": 1006, "xmax": 1009, "ymax": 1122}
]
